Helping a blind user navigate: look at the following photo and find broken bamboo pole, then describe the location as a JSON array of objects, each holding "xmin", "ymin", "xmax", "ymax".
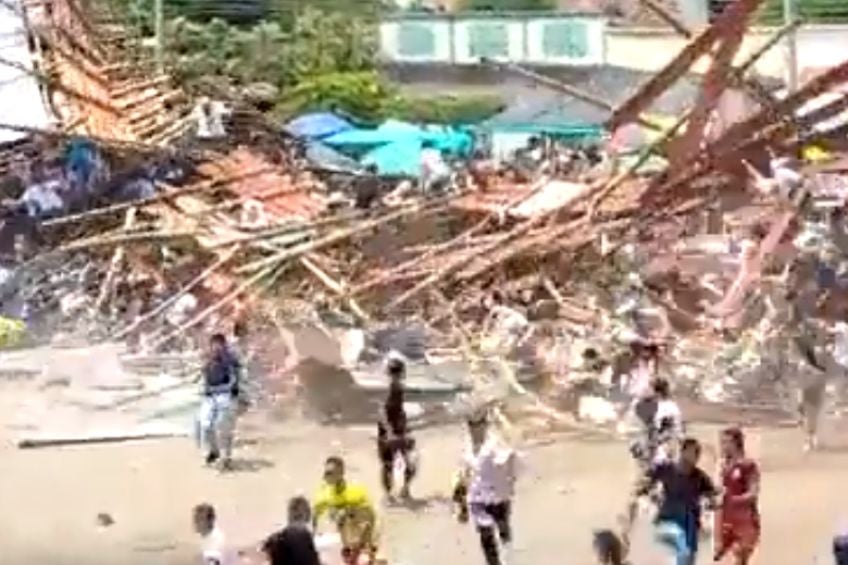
[
  {"xmin": 350, "ymin": 176, "xmax": 555, "ymax": 297},
  {"xmin": 235, "ymin": 198, "xmax": 452, "ymax": 275},
  {"xmin": 59, "ymin": 228, "xmax": 196, "ymax": 252},
  {"xmin": 43, "ymin": 168, "xmax": 274, "ymax": 228},
  {"xmin": 608, "ymin": 0, "xmax": 766, "ymax": 131},
  {"xmin": 493, "ymin": 61, "xmax": 665, "ymax": 132},
  {"xmin": 94, "ymin": 207, "xmax": 137, "ymax": 312},
  {"xmin": 299, "ymin": 256, "xmax": 371, "ymax": 322},
  {"xmin": 112, "ymin": 246, "xmax": 240, "ymax": 341},
  {"xmin": 149, "ymin": 264, "xmax": 278, "ymax": 351}
]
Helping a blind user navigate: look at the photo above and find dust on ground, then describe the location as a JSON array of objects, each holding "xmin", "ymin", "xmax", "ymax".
[{"xmin": 1, "ymin": 384, "xmax": 848, "ymax": 565}]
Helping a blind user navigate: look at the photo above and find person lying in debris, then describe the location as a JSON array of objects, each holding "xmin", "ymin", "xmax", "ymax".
[
  {"xmin": 197, "ymin": 333, "xmax": 242, "ymax": 471},
  {"xmin": 313, "ymin": 455, "xmax": 385, "ymax": 565}
]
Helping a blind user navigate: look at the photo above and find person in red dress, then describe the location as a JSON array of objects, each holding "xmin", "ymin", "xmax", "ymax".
[{"xmin": 714, "ymin": 427, "xmax": 761, "ymax": 564}]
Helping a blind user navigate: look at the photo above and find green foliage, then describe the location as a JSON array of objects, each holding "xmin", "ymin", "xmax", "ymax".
[
  {"xmin": 278, "ymin": 71, "xmax": 395, "ymax": 121},
  {"xmin": 459, "ymin": 0, "xmax": 555, "ymax": 11},
  {"xmin": 759, "ymin": 0, "xmax": 848, "ymax": 23},
  {"xmin": 277, "ymin": 71, "xmax": 504, "ymax": 124},
  {"xmin": 163, "ymin": 6, "xmax": 377, "ymax": 89},
  {"xmin": 384, "ymin": 93, "xmax": 505, "ymax": 124}
]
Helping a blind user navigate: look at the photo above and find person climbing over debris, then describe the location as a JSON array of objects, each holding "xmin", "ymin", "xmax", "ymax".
[
  {"xmin": 193, "ymin": 503, "xmax": 237, "ymax": 565},
  {"xmin": 377, "ymin": 355, "xmax": 418, "ymax": 502},
  {"xmin": 198, "ymin": 333, "xmax": 242, "ymax": 471},
  {"xmin": 313, "ymin": 455, "xmax": 384, "ymax": 565},
  {"xmin": 714, "ymin": 427, "xmax": 761, "ymax": 565},
  {"xmin": 625, "ymin": 437, "xmax": 717, "ymax": 565},
  {"xmin": 452, "ymin": 409, "xmax": 520, "ymax": 565}
]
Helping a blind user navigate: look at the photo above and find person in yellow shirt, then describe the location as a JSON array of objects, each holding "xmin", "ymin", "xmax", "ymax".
[{"xmin": 313, "ymin": 456, "xmax": 382, "ymax": 565}]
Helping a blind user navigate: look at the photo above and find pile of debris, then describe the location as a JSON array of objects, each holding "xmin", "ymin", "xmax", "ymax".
[{"xmin": 2, "ymin": 0, "xmax": 848, "ymax": 431}]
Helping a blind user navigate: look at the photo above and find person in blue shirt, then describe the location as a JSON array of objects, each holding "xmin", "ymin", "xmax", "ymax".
[{"xmin": 198, "ymin": 333, "xmax": 241, "ymax": 470}]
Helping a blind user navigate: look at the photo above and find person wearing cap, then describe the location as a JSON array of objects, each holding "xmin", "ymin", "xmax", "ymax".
[
  {"xmin": 377, "ymin": 356, "xmax": 417, "ymax": 501},
  {"xmin": 452, "ymin": 410, "xmax": 519, "ymax": 565}
]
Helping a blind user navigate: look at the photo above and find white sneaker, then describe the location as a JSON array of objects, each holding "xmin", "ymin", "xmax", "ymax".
[{"xmin": 501, "ymin": 542, "xmax": 514, "ymax": 565}]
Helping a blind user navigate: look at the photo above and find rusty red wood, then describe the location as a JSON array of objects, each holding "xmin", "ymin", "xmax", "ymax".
[
  {"xmin": 669, "ymin": 4, "xmax": 753, "ymax": 172},
  {"xmin": 607, "ymin": 0, "xmax": 764, "ymax": 132},
  {"xmin": 660, "ymin": 58, "xmax": 848, "ymax": 191}
]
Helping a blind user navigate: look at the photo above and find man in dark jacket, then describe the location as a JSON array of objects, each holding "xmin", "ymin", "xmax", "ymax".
[
  {"xmin": 262, "ymin": 496, "xmax": 321, "ymax": 565},
  {"xmin": 377, "ymin": 356, "xmax": 417, "ymax": 501},
  {"xmin": 198, "ymin": 333, "xmax": 241, "ymax": 470}
]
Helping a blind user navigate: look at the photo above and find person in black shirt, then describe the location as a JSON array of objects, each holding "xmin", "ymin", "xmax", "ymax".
[
  {"xmin": 377, "ymin": 356, "xmax": 417, "ymax": 501},
  {"xmin": 262, "ymin": 496, "xmax": 321, "ymax": 565},
  {"xmin": 626, "ymin": 437, "xmax": 717, "ymax": 565}
]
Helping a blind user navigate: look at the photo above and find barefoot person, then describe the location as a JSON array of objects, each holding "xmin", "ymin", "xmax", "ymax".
[
  {"xmin": 193, "ymin": 503, "xmax": 237, "ymax": 565},
  {"xmin": 626, "ymin": 437, "xmax": 717, "ymax": 565},
  {"xmin": 714, "ymin": 427, "xmax": 761, "ymax": 564},
  {"xmin": 377, "ymin": 356, "xmax": 417, "ymax": 501},
  {"xmin": 313, "ymin": 456, "xmax": 383, "ymax": 565},
  {"xmin": 453, "ymin": 410, "xmax": 519, "ymax": 565},
  {"xmin": 198, "ymin": 333, "xmax": 242, "ymax": 470}
]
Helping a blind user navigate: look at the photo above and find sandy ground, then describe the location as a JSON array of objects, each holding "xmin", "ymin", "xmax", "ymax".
[{"xmin": 2, "ymin": 390, "xmax": 848, "ymax": 565}]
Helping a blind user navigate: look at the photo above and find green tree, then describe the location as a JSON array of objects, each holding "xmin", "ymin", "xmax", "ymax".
[{"xmin": 460, "ymin": 0, "xmax": 555, "ymax": 11}]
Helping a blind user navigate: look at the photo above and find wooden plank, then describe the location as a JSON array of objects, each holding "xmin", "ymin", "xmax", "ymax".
[{"xmin": 607, "ymin": 0, "xmax": 765, "ymax": 131}]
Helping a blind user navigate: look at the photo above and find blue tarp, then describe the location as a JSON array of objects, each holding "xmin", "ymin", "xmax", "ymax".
[
  {"xmin": 361, "ymin": 139, "xmax": 423, "ymax": 177},
  {"xmin": 324, "ymin": 119, "xmax": 473, "ymax": 158},
  {"xmin": 285, "ymin": 112, "xmax": 354, "ymax": 139}
]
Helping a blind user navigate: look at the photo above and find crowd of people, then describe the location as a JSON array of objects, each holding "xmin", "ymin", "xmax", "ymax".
[{"xmin": 192, "ymin": 331, "xmax": 845, "ymax": 565}]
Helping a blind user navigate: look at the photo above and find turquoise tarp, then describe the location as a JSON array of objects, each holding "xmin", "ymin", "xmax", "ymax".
[
  {"xmin": 361, "ymin": 139, "xmax": 424, "ymax": 177},
  {"xmin": 323, "ymin": 119, "xmax": 473, "ymax": 157}
]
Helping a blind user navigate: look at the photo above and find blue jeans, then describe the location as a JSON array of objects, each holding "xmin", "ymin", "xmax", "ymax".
[{"xmin": 655, "ymin": 520, "xmax": 698, "ymax": 565}]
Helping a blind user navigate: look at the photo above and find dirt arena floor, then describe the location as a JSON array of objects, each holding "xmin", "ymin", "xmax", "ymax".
[{"xmin": 1, "ymin": 396, "xmax": 847, "ymax": 565}]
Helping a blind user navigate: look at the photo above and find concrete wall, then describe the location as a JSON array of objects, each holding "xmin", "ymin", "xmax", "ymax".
[
  {"xmin": 605, "ymin": 25, "xmax": 848, "ymax": 82},
  {"xmin": 381, "ymin": 14, "xmax": 848, "ymax": 86},
  {"xmin": 379, "ymin": 14, "xmax": 607, "ymax": 66}
]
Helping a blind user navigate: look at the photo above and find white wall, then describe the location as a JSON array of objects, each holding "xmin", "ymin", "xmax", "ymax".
[{"xmin": 380, "ymin": 15, "xmax": 607, "ymax": 65}]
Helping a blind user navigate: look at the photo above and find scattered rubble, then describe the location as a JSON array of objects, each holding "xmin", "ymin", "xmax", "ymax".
[{"xmin": 1, "ymin": 0, "xmax": 848, "ymax": 441}]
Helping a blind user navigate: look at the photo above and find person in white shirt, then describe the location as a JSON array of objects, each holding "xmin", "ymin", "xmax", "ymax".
[
  {"xmin": 651, "ymin": 378, "xmax": 684, "ymax": 464},
  {"xmin": 452, "ymin": 410, "xmax": 519, "ymax": 565},
  {"xmin": 193, "ymin": 503, "xmax": 237, "ymax": 565}
]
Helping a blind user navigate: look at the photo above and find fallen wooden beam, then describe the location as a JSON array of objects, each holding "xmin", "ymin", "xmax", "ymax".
[
  {"xmin": 18, "ymin": 430, "xmax": 188, "ymax": 449},
  {"xmin": 607, "ymin": 0, "xmax": 766, "ymax": 131}
]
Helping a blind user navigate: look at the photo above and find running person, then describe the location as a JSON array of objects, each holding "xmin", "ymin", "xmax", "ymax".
[
  {"xmin": 714, "ymin": 427, "xmax": 760, "ymax": 564},
  {"xmin": 452, "ymin": 410, "xmax": 519, "ymax": 565},
  {"xmin": 377, "ymin": 356, "xmax": 417, "ymax": 501},
  {"xmin": 313, "ymin": 456, "xmax": 383, "ymax": 565},
  {"xmin": 626, "ymin": 437, "xmax": 717, "ymax": 565}
]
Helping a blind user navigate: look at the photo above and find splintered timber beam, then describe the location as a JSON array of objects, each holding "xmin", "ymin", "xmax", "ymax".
[
  {"xmin": 669, "ymin": 0, "xmax": 756, "ymax": 169},
  {"xmin": 661, "ymin": 58, "xmax": 848, "ymax": 190},
  {"xmin": 235, "ymin": 197, "xmax": 453, "ymax": 275},
  {"xmin": 43, "ymin": 168, "xmax": 274, "ymax": 228},
  {"xmin": 607, "ymin": 0, "xmax": 765, "ymax": 132},
  {"xmin": 714, "ymin": 58, "xmax": 848, "ymax": 152},
  {"xmin": 350, "ymin": 175, "xmax": 555, "ymax": 297},
  {"xmin": 112, "ymin": 246, "xmax": 240, "ymax": 341},
  {"xmin": 493, "ymin": 61, "xmax": 664, "ymax": 132}
]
